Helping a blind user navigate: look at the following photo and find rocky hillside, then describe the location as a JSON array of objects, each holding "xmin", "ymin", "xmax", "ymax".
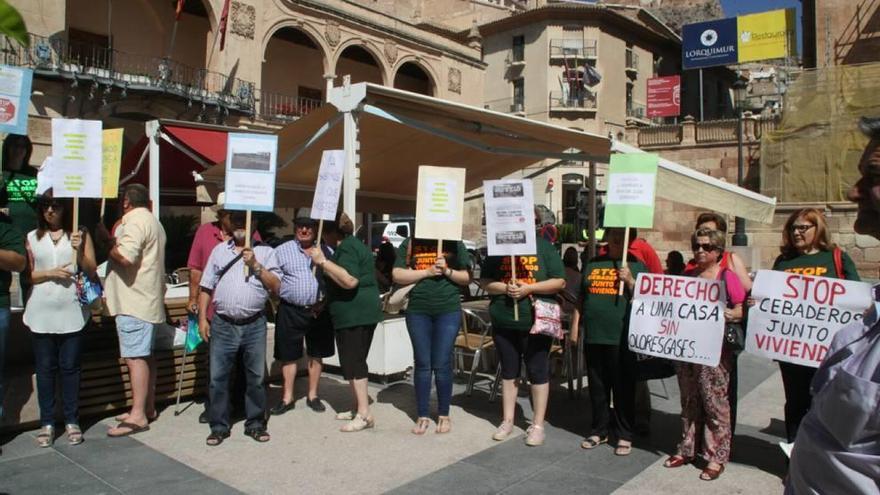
[{"xmin": 610, "ymin": 0, "xmax": 725, "ymax": 34}]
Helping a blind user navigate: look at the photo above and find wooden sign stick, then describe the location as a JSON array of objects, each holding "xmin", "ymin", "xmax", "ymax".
[
  {"xmin": 312, "ymin": 219, "xmax": 324, "ymax": 276},
  {"xmin": 511, "ymin": 255, "xmax": 519, "ymax": 321},
  {"xmin": 244, "ymin": 210, "xmax": 252, "ymax": 277},
  {"xmin": 71, "ymin": 196, "xmax": 79, "ymax": 272},
  {"xmin": 618, "ymin": 226, "xmax": 630, "ymax": 296},
  {"xmin": 99, "ymin": 198, "xmax": 106, "ymax": 221}
]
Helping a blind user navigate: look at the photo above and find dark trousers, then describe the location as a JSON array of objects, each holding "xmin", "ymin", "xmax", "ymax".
[
  {"xmin": 586, "ymin": 343, "xmax": 636, "ymax": 442},
  {"xmin": 779, "ymin": 361, "xmax": 816, "ymax": 442},
  {"xmin": 729, "ymin": 351, "xmax": 739, "ymax": 435},
  {"xmin": 209, "ymin": 316, "xmax": 267, "ymax": 434},
  {"xmin": 32, "ymin": 330, "xmax": 84, "ymax": 426},
  {"xmin": 335, "ymin": 324, "xmax": 377, "ymax": 380}
]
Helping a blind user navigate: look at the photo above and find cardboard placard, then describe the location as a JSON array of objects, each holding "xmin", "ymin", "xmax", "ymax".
[
  {"xmin": 603, "ymin": 153, "xmax": 658, "ymax": 229},
  {"xmin": 0, "ymin": 65, "xmax": 33, "ymax": 135},
  {"xmin": 414, "ymin": 165, "xmax": 466, "ymax": 241},
  {"xmin": 310, "ymin": 150, "xmax": 344, "ymax": 221},
  {"xmin": 50, "ymin": 118, "xmax": 103, "ymax": 198},
  {"xmin": 484, "ymin": 179, "xmax": 537, "ymax": 257},
  {"xmin": 102, "ymin": 128, "xmax": 124, "ymax": 199},
  {"xmin": 223, "ymin": 133, "xmax": 278, "ymax": 212}
]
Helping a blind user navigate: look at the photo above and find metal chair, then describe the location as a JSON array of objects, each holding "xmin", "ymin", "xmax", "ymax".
[{"xmin": 454, "ymin": 308, "xmax": 494, "ymax": 396}]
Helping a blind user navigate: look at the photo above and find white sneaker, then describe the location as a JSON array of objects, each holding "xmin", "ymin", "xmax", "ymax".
[
  {"xmin": 492, "ymin": 420, "xmax": 513, "ymax": 441},
  {"xmin": 525, "ymin": 424, "xmax": 545, "ymax": 446}
]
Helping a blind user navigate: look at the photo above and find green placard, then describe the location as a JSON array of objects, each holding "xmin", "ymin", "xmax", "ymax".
[{"xmin": 602, "ymin": 153, "xmax": 658, "ymax": 228}]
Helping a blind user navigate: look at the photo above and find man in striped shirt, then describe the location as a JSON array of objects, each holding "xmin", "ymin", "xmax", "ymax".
[
  {"xmin": 270, "ymin": 208, "xmax": 335, "ymax": 415},
  {"xmin": 198, "ymin": 211, "xmax": 281, "ymax": 446}
]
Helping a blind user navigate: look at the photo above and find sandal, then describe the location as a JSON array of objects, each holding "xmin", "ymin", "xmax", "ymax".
[
  {"xmin": 244, "ymin": 427, "xmax": 271, "ymax": 443},
  {"xmin": 580, "ymin": 435, "xmax": 607, "ymax": 450},
  {"xmin": 492, "ymin": 420, "xmax": 513, "ymax": 441},
  {"xmin": 206, "ymin": 431, "xmax": 230, "ymax": 447},
  {"xmin": 65, "ymin": 424, "xmax": 83, "ymax": 446},
  {"xmin": 614, "ymin": 441, "xmax": 632, "ymax": 456},
  {"xmin": 107, "ymin": 421, "xmax": 150, "ymax": 438},
  {"xmin": 663, "ymin": 455, "xmax": 692, "ymax": 468},
  {"xmin": 335, "ymin": 411, "xmax": 355, "ymax": 421},
  {"xmin": 340, "ymin": 414, "xmax": 374, "ymax": 432},
  {"xmin": 36, "ymin": 425, "xmax": 54, "ymax": 448},
  {"xmin": 700, "ymin": 463, "xmax": 725, "ymax": 481},
  {"xmin": 115, "ymin": 411, "xmax": 159, "ymax": 423},
  {"xmin": 436, "ymin": 416, "xmax": 451, "ymax": 434},
  {"xmin": 411, "ymin": 417, "xmax": 431, "ymax": 435}
]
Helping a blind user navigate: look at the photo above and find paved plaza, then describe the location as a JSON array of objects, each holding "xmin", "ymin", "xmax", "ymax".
[{"xmin": 0, "ymin": 353, "xmax": 787, "ymax": 495}]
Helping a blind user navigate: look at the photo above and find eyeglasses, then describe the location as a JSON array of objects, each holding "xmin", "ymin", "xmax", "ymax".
[
  {"xmin": 692, "ymin": 242, "xmax": 719, "ymax": 252},
  {"xmin": 41, "ymin": 202, "xmax": 62, "ymax": 211},
  {"xmin": 790, "ymin": 224, "xmax": 815, "ymax": 234}
]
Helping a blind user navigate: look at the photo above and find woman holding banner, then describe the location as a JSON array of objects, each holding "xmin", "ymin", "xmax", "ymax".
[
  {"xmin": 665, "ymin": 228, "xmax": 745, "ymax": 481},
  {"xmin": 770, "ymin": 208, "xmax": 859, "ymax": 444},
  {"xmin": 309, "ymin": 212, "xmax": 382, "ymax": 432},
  {"xmin": 480, "ymin": 221, "xmax": 565, "ymax": 447},
  {"xmin": 392, "ymin": 238, "xmax": 471, "ymax": 435},
  {"xmin": 23, "ymin": 192, "xmax": 97, "ymax": 447},
  {"xmin": 570, "ymin": 227, "xmax": 647, "ymax": 456}
]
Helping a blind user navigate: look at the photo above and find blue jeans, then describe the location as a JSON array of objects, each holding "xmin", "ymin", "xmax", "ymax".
[
  {"xmin": 0, "ymin": 307, "xmax": 9, "ymax": 419},
  {"xmin": 32, "ymin": 331, "xmax": 84, "ymax": 426},
  {"xmin": 209, "ymin": 316, "xmax": 267, "ymax": 434},
  {"xmin": 405, "ymin": 311, "xmax": 461, "ymax": 417}
]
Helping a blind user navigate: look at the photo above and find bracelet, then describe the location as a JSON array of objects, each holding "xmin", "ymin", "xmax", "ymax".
[{"xmin": 445, "ymin": 268, "xmax": 452, "ymax": 277}]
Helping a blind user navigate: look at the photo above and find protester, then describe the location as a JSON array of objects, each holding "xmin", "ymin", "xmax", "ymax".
[
  {"xmin": 1, "ymin": 134, "xmax": 38, "ymax": 237},
  {"xmin": 771, "ymin": 208, "xmax": 860, "ymax": 445},
  {"xmin": 665, "ymin": 250, "xmax": 685, "ymax": 276},
  {"xmin": 691, "ymin": 213, "xmax": 752, "ymax": 291},
  {"xmin": 560, "ymin": 247, "xmax": 581, "ymax": 315},
  {"xmin": 23, "ymin": 193, "xmax": 96, "ymax": 447},
  {"xmin": 785, "ymin": 115, "xmax": 880, "ymax": 494},
  {"xmin": 271, "ymin": 208, "xmax": 335, "ymax": 415},
  {"xmin": 664, "ymin": 228, "xmax": 744, "ymax": 481},
  {"xmin": 104, "ymin": 184, "xmax": 166, "ymax": 437},
  {"xmin": 480, "ymin": 211, "xmax": 565, "ymax": 447},
  {"xmin": 0, "ymin": 207, "xmax": 25, "ymax": 425},
  {"xmin": 198, "ymin": 210, "xmax": 281, "ymax": 446},
  {"xmin": 186, "ymin": 192, "xmax": 259, "ymax": 423},
  {"xmin": 392, "ymin": 236, "xmax": 471, "ymax": 434},
  {"xmin": 570, "ymin": 227, "xmax": 647, "ymax": 456},
  {"xmin": 374, "ymin": 242, "xmax": 396, "ymax": 294},
  {"xmin": 308, "ymin": 212, "xmax": 382, "ymax": 432}
]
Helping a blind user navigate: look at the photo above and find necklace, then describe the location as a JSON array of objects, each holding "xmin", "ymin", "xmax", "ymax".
[{"xmin": 48, "ymin": 230, "xmax": 64, "ymax": 245}]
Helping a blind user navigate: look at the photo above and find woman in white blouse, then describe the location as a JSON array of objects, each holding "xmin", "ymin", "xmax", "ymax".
[{"xmin": 24, "ymin": 193, "xmax": 96, "ymax": 447}]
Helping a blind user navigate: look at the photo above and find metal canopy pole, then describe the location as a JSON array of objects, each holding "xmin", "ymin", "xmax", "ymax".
[
  {"xmin": 146, "ymin": 120, "xmax": 161, "ymax": 218},
  {"xmin": 343, "ymin": 110, "xmax": 359, "ymax": 228}
]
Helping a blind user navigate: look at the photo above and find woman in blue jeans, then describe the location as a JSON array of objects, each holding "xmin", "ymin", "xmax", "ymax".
[
  {"xmin": 23, "ymin": 193, "xmax": 97, "ymax": 447},
  {"xmin": 393, "ymin": 238, "xmax": 471, "ymax": 434}
]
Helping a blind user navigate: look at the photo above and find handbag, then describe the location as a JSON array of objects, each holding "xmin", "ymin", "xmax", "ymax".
[
  {"xmin": 75, "ymin": 270, "xmax": 104, "ymax": 310},
  {"xmin": 529, "ymin": 297, "xmax": 564, "ymax": 340},
  {"xmin": 724, "ymin": 322, "xmax": 745, "ymax": 351},
  {"xmin": 634, "ymin": 353, "xmax": 676, "ymax": 381},
  {"xmin": 383, "ymin": 283, "xmax": 415, "ymax": 314}
]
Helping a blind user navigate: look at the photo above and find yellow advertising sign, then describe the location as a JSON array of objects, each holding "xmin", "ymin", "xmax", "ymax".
[
  {"xmin": 737, "ymin": 8, "xmax": 795, "ymax": 63},
  {"xmin": 101, "ymin": 128, "xmax": 123, "ymax": 198}
]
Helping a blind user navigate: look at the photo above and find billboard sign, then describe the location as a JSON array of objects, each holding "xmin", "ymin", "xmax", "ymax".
[
  {"xmin": 682, "ymin": 18, "xmax": 738, "ymax": 69},
  {"xmin": 647, "ymin": 76, "xmax": 681, "ymax": 118},
  {"xmin": 737, "ymin": 8, "xmax": 796, "ymax": 63}
]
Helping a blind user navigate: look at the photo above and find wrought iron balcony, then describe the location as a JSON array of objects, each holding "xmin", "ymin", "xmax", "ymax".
[
  {"xmin": 549, "ymin": 90, "xmax": 597, "ymax": 111},
  {"xmin": 550, "ymin": 39, "xmax": 598, "ymax": 60},
  {"xmin": 257, "ymin": 90, "xmax": 323, "ymax": 124},
  {"xmin": 484, "ymin": 97, "xmax": 525, "ymax": 115}
]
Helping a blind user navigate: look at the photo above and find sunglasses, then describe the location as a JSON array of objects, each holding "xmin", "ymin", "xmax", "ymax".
[
  {"xmin": 692, "ymin": 242, "xmax": 719, "ymax": 252},
  {"xmin": 790, "ymin": 224, "xmax": 815, "ymax": 234},
  {"xmin": 40, "ymin": 202, "xmax": 63, "ymax": 210}
]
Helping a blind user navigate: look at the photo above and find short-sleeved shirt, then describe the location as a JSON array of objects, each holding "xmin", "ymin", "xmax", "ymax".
[
  {"xmin": 580, "ymin": 255, "xmax": 647, "ymax": 345},
  {"xmin": 772, "ymin": 250, "xmax": 861, "ymax": 281},
  {"xmin": 482, "ymin": 237, "xmax": 565, "ymax": 331},
  {"xmin": 394, "ymin": 238, "xmax": 469, "ymax": 315},
  {"xmin": 1, "ymin": 170, "xmax": 38, "ymax": 237},
  {"xmin": 327, "ymin": 235, "xmax": 382, "ymax": 329},
  {"xmin": 628, "ymin": 238, "xmax": 663, "ymax": 274},
  {"xmin": 275, "ymin": 239, "xmax": 332, "ymax": 306},
  {"xmin": 0, "ymin": 222, "xmax": 24, "ymax": 308},
  {"xmin": 186, "ymin": 221, "xmax": 261, "ymax": 272},
  {"xmin": 200, "ymin": 241, "xmax": 281, "ymax": 320},
  {"xmin": 104, "ymin": 207, "xmax": 167, "ymax": 323}
]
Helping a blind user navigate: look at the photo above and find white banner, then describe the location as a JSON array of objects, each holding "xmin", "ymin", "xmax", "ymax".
[
  {"xmin": 310, "ymin": 150, "xmax": 344, "ymax": 221},
  {"xmin": 415, "ymin": 165, "xmax": 466, "ymax": 241},
  {"xmin": 484, "ymin": 179, "xmax": 536, "ymax": 257},
  {"xmin": 224, "ymin": 133, "xmax": 278, "ymax": 212},
  {"xmin": 746, "ymin": 270, "xmax": 872, "ymax": 367},
  {"xmin": 50, "ymin": 118, "xmax": 103, "ymax": 198},
  {"xmin": 628, "ymin": 273, "xmax": 726, "ymax": 367}
]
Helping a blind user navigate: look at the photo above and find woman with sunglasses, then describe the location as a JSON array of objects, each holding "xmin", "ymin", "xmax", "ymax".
[
  {"xmin": 771, "ymin": 208, "xmax": 859, "ymax": 444},
  {"xmin": 664, "ymin": 228, "xmax": 744, "ymax": 481},
  {"xmin": 23, "ymin": 193, "xmax": 97, "ymax": 447}
]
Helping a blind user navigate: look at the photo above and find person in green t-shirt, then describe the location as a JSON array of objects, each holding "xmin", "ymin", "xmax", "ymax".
[
  {"xmin": 0, "ymin": 220, "xmax": 26, "ymax": 419},
  {"xmin": 308, "ymin": 212, "xmax": 381, "ymax": 433},
  {"xmin": 392, "ymin": 237, "xmax": 471, "ymax": 435},
  {"xmin": 770, "ymin": 208, "xmax": 860, "ymax": 445},
  {"xmin": 570, "ymin": 227, "xmax": 646, "ymax": 456},
  {"xmin": 480, "ymin": 221, "xmax": 565, "ymax": 447}
]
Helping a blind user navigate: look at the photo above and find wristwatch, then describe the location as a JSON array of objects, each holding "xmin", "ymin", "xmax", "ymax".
[{"xmin": 445, "ymin": 268, "xmax": 452, "ymax": 277}]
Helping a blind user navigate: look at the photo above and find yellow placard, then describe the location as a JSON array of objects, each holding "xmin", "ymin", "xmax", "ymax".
[
  {"xmin": 736, "ymin": 8, "xmax": 796, "ymax": 63},
  {"xmin": 102, "ymin": 128, "xmax": 123, "ymax": 198}
]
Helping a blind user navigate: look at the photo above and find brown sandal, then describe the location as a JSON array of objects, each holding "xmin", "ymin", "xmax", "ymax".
[
  {"xmin": 436, "ymin": 416, "xmax": 451, "ymax": 434},
  {"xmin": 411, "ymin": 417, "xmax": 431, "ymax": 435},
  {"xmin": 700, "ymin": 464, "xmax": 725, "ymax": 481},
  {"xmin": 664, "ymin": 455, "xmax": 691, "ymax": 468}
]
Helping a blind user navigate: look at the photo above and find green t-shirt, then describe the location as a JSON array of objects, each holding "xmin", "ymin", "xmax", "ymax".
[
  {"xmin": 0, "ymin": 221, "xmax": 25, "ymax": 308},
  {"xmin": 580, "ymin": 256, "xmax": 647, "ymax": 345},
  {"xmin": 394, "ymin": 238, "xmax": 469, "ymax": 315},
  {"xmin": 327, "ymin": 235, "xmax": 382, "ymax": 329},
  {"xmin": 482, "ymin": 237, "xmax": 565, "ymax": 331},
  {"xmin": 772, "ymin": 250, "xmax": 860, "ymax": 281},
  {"xmin": 2, "ymin": 170, "xmax": 38, "ymax": 237}
]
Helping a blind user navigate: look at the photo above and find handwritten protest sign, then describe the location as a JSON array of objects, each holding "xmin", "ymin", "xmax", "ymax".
[
  {"xmin": 0, "ymin": 65, "xmax": 33, "ymax": 135},
  {"xmin": 51, "ymin": 118, "xmax": 103, "ymax": 198},
  {"xmin": 746, "ymin": 270, "xmax": 872, "ymax": 367},
  {"xmin": 484, "ymin": 179, "xmax": 536, "ymax": 257},
  {"xmin": 310, "ymin": 150, "xmax": 344, "ymax": 221},
  {"xmin": 415, "ymin": 166, "xmax": 466, "ymax": 241},
  {"xmin": 102, "ymin": 129, "xmax": 124, "ymax": 199},
  {"xmin": 223, "ymin": 133, "xmax": 278, "ymax": 212},
  {"xmin": 603, "ymin": 153, "xmax": 658, "ymax": 229},
  {"xmin": 628, "ymin": 273, "xmax": 726, "ymax": 367}
]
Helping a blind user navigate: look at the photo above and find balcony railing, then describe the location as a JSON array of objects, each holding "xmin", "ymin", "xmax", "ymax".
[
  {"xmin": 626, "ymin": 101, "xmax": 646, "ymax": 119},
  {"xmin": 637, "ymin": 124, "xmax": 683, "ymax": 147},
  {"xmin": 257, "ymin": 90, "xmax": 323, "ymax": 123},
  {"xmin": 696, "ymin": 118, "xmax": 738, "ymax": 143},
  {"xmin": 484, "ymin": 97, "xmax": 524, "ymax": 114},
  {"xmin": 550, "ymin": 39, "xmax": 598, "ymax": 59},
  {"xmin": 549, "ymin": 90, "xmax": 597, "ymax": 111},
  {"xmin": 625, "ymin": 49, "xmax": 639, "ymax": 72},
  {"xmin": 0, "ymin": 33, "xmax": 255, "ymax": 114}
]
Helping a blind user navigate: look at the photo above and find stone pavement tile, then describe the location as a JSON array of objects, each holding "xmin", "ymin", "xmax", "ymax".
[
  {"xmin": 553, "ymin": 442, "xmax": 661, "ymax": 484},
  {"xmin": 386, "ymin": 460, "xmax": 512, "ymax": 495},
  {"xmin": 0, "ymin": 449, "xmax": 120, "ymax": 495},
  {"xmin": 126, "ymin": 476, "xmax": 243, "ymax": 495},
  {"xmin": 0, "ymin": 429, "xmax": 49, "ymax": 463},
  {"xmin": 501, "ymin": 464, "xmax": 622, "ymax": 495}
]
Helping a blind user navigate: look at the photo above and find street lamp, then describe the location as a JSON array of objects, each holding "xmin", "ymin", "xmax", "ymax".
[{"xmin": 732, "ymin": 75, "xmax": 748, "ymax": 246}]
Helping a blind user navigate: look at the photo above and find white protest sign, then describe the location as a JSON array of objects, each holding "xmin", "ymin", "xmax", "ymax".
[
  {"xmin": 51, "ymin": 118, "xmax": 103, "ymax": 198},
  {"xmin": 223, "ymin": 133, "xmax": 278, "ymax": 212},
  {"xmin": 415, "ymin": 166, "xmax": 466, "ymax": 241},
  {"xmin": 484, "ymin": 179, "xmax": 536, "ymax": 257},
  {"xmin": 746, "ymin": 270, "xmax": 872, "ymax": 367},
  {"xmin": 310, "ymin": 150, "xmax": 344, "ymax": 221},
  {"xmin": 36, "ymin": 156, "xmax": 53, "ymax": 195},
  {"xmin": 628, "ymin": 273, "xmax": 726, "ymax": 367}
]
